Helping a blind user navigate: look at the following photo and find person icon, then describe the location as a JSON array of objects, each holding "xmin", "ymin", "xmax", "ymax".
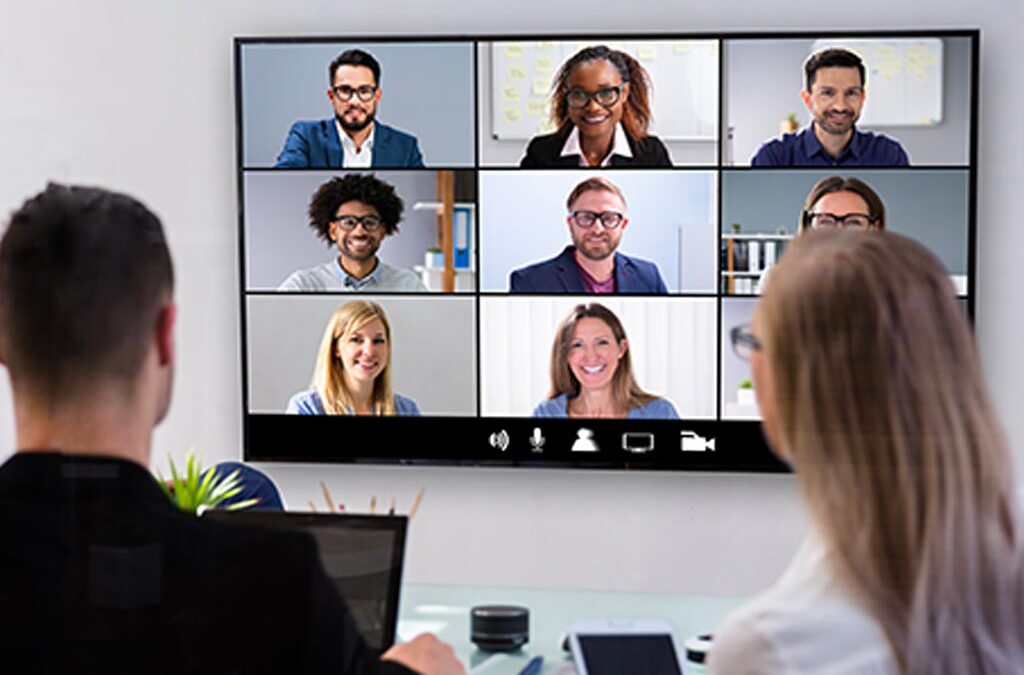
[{"xmin": 571, "ymin": 428, "xmax": 599, "ymax": 452}]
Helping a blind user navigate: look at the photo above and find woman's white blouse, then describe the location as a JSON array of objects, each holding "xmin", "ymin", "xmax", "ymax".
[{"xmin": 708, "ymin": 536, "xmax": 899, "ymax": 675}]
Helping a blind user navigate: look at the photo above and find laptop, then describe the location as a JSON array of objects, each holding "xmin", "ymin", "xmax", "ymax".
[{"xmin": 203, "ymin": 510, "xmax": 407, "ymax": 652}]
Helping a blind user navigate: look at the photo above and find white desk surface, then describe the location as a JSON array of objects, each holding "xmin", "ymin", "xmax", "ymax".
[{"xmin": 397, "ymin": 583, "xmax": 746, "ymax": 674}]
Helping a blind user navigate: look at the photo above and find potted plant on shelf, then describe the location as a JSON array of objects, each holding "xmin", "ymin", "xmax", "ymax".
[
  {"xmin": 737, "ymin": 378, "xmax": 756, "ymax": 407},
  {"xmin": 780, "ymin": 112, "xmax": 799, "ymax": 134},
  {"xmin": 156, "ymin": 449, "xmax": 258, "ymax": 515},
  {"xmin": 424, "ymin": 247, "xmax": 444, "ymax": 269}
]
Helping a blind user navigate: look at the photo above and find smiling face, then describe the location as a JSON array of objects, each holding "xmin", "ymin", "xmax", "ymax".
[
  {"xmin": 330, "ymin": 200, "xmax": 385, "ymax": 264},
  {"xmin": 566, "ymin": 317, "xmax": 627, "ymax": 392},
  {"xmin": 328, "ymin": 64, "xmax": 381, "ymax": 133},
  {"xmin": 567, "ymin": 188, "xmax": 628, "ymax": 262},
  {"xmin": 801, "ymin": 66, "xmax": 865, "ymax": 137},
  {"xmin": 565, "ymin": 59, "xmax": 629, "ymax": 144},
  {"xmin": 336, "ymin": 316, "xmax": 389, "ymax": 386}
]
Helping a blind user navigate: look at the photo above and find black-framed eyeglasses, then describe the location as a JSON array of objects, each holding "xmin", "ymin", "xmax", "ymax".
[
  {"xmin": 569, "ymin": 210, "xmax": 625, "ymax": 229},
  {"xmin": 565, "ymin": 85, "xmax": 623, "ymax": 109},
  {"xmin": 803, "ymin": 211, "xmax": 877, "ymax": 229},
  {"xmin": 729, "ymin": 323, "xmax": 762, "ymax": 361},
  {"xmin": 332, "ymin": 214, "xmax": 384, "ymax": 232},
  {"xmin": 331, "ymin": 84, "xmax": 377, "ymax": 102}
]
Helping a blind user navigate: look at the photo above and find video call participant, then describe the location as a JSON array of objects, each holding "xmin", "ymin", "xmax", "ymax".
[
  {"xmin": 509, "ymin": 177, "xmax": 668, "ymax": 293},
  {"xmin": 713, "ymin": 230, "xmax": 1024, "ymax": 674},
  {"xmin": 520, "ymin": 45, "xmax": 672, "ymax": 168},
  {"xmin": 275, "ymin": 49, "xmax": 425, "ymax": 168},
  {"xmin": 533, "ymin": 303, "xmax": 678, "ymax": 419},
  {"xmin": 798, "ymin": 175, "xmax": 886, "ymax": 232},
  {"xmin": 0, "ymin": 184, "xmax": 461, "ymax": 674},
  {"xmin": 287, "ymin": 300, "xmax": 421, "ymax": 416},
  {"xmin": 751, "ymin": 48, "xmax": 910, "ymax": 167},
  {"xmin": 279, "ymin": 173, "xmax": 428, "ymax": 292},
  {"xmin": 754, "ymin": 175, "xmax": 885, "ymax": 295}
]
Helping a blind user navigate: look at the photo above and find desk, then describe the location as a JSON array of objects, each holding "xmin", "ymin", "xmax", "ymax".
[{"xmin": 397, "ymin": 584, "xmax": 745, "ymax": 674}]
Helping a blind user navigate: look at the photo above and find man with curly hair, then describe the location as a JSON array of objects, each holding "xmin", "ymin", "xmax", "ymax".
[{"xmin": 279, "ymin": 174, "xmax": 428, "ymax": 292}]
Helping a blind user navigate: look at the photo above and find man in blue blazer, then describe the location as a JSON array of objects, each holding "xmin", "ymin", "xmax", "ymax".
[
  {"xmin": 275, "ymin": 49, "xmax": 424, "ymax": 168},
  {"xmin": 509, "ymin": 177, "xmax": 668, "ymax": 294}
]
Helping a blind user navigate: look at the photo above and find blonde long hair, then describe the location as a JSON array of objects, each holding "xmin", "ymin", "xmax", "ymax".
[
  {"xmin": 312, "ymin": 300, "xmax": 396, "ymax": 415},
  {"xmin": 759, "ymin": 229, "xmax": 1024, "ymax": 673}
]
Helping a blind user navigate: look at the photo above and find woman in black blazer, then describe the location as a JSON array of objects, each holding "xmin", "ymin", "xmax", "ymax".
[{"xmin": 520, "ymin": 45, "xmax": 671, "ymax": 168}]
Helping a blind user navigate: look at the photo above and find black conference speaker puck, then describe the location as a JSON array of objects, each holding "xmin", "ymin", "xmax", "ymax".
[{"xmin": 470, "ymin": 605, "xmax": 529, "ymax": 652}]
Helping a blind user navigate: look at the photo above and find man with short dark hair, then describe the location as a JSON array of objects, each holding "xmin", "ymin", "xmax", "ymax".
[
  {"xmin": 279, "ymin": 173, "xmax": 428, "ymax": 292},
  {"xmin": 751, "ymin": 47, "xmax": 910, "ymax": 167},
  {"xmin": 0, "ymin": 183, "xmax": 461, "ymax": 674},
  {"xmin": 275, "ymin": 49, "xmax": 425, "ymax": 168},
  {"xmin": 509, "ymin": 177, "xmax": 668, "ymax": 293}
]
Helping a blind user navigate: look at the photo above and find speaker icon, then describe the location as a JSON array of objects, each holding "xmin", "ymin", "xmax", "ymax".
[{"xmin": 488, "ymin": 429, "xmax": 510, "ymax": 452}]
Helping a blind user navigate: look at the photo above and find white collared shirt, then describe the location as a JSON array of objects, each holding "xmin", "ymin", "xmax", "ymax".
[
  {"xmin": 708, "ymin": 535, "xmax": 897, "ymax": 675},
  {"xmin": 336, "ymin": 119, "xmax": 375, "ymax": 168},
  {"xmin": 559, "ymin": 123, "xmax": 634, "ymax": 167}
]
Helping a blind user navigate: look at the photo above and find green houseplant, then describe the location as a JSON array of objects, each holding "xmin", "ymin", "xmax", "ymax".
[{"xmin": 157, "ymin": 449, "xmax": 258, "ymax": 514}]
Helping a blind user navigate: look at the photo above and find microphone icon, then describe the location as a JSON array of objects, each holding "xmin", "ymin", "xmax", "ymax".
[{"xmin": 529, "ymin": 427, "xmax": 546, "ymax": 453}]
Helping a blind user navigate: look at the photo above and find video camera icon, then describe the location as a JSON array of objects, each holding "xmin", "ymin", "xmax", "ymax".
[{"xmin": 680, "ymin": 431, "xmax": 715, "ymax": 452}]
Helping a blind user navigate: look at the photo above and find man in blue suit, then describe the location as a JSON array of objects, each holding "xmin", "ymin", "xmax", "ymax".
[
  {"xmin": 275, "ymin": 49, "xmax": 425, "ymax": 168},
  {"xmin": 509, "ymin": 177, "xmax": 668, "ymax": 294}
]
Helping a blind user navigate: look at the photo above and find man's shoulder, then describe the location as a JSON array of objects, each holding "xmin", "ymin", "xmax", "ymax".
[
  {"xmin": 510, "ymin": 249, "xmax": 573, "ymax": 290},
  {"xmin": 853, "ymin": 128, "xmax": 910, "ymax": 163},
  {"xmin": 288, "ymin": 118, "xmax": 332, "ymax": 136},
  {"xmin": 751, "ymin": 129, "xmax": 802, "ymax": 166},
  {"xmin": 375, "ymin": 121, "xmax": 420, "ymax": 144},
  {"xmin": 279, "ymin": 262, "xmax": 335, "ymax": 291},
  {"xmin": 376, "ymin": 262, "xmax": 427, "ymax": 292}
]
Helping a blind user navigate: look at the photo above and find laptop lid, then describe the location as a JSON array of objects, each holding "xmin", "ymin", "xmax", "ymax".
[{"xmin": 203, "ymin": 510, "xmax": 407, "ymax": 652}]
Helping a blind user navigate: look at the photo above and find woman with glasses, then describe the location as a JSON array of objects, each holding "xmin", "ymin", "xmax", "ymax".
[
  {"xmin": 533, "ymin": 303, "xmax": 678, "ymax": 419},
  {"xmin": 278, "ymin": 173, "xmax": 427, "ymax": 292},
  {"xmin": 519, "ymin": 45, "xmax": 672, "ymax": 168},
  {"xmin": 287, "ymin": 300, "xmax": 420, "ymax": 416},
  {"xmin": 753, "ymin": 175, "xmax": 886, "ymax": 294},
  {"xmin": 714, "ymin": 229, "xmax": 1024, "ymax": 674},
  {"xmin": 799, "ymin": 175, "xmax": 886, "ymax": 233}
]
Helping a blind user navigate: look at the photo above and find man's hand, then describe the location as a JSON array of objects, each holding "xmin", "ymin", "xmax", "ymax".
[{"xmin": 382, "ymin": 633, "xmax": 466, "ymax": 675}]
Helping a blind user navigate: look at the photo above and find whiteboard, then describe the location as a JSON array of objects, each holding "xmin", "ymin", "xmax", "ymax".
[
  {"xmin": 811, "ymin": 38, "xmax": 943, "ymax": 126},
  {"xmin": 490, "ymin": 40, "xmax": 719, "ymax": 141}
]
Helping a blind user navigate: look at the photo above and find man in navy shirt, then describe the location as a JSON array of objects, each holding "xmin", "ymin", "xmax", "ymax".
[{"xmin": 751, "ymin": 48, "xmax": 910, "ymax": 167}]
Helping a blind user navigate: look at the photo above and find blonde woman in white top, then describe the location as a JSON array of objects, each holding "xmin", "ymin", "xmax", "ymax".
[{"xmin": 713, "ymin": 229, "xmax": 1024, "ymax": 674}]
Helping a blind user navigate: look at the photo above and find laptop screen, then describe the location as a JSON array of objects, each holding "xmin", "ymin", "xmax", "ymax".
[{"xmin": 203, "ymin": 510, "xmax": 407, "ymax": 651}]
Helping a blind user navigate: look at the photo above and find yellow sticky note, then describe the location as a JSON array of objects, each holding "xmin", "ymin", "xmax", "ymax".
[
  {"xmin": 504, "ymin": 108, "xmax": 522, "ymax": 123},
  {"xmin": 535, "ymin": 57, "xmax": 553, "ymax": 73},
  {"xmin": 674, "ymin": 42, "xmax": 693, "ymax": 54},
  {"xmin": 526, "ymin": 99, "xmax": 546, "ymax": 116},
  {"xmin": 536, "ymin": 41, "xmax": 555, "ymax": 51},
  {"xmin": 533, "ymin": 78, "xmax": 549, "ymax": 96},
  {"xmin": 502, "ymin": 86, "xmax": 520, "ymax": 101},
  {"xmin": 509, "ymin": 66, "xmax": 526, "ymax": 81},
  {"xmin": 504, "ymin": 44, "xmax": 524, "ymax": 58},
  {"xmin": 638, "ymin": 44, "xmax": 657, "ymax": 61}
]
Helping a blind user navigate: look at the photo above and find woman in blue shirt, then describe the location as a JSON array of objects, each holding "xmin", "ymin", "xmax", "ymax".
[
  {"xmin": 533, "ymin": 302, "xmax": 678, "ymax": 419},
  {"xmin": 287, "ymin": 300, "xmax": 420, "ymax": 416}
]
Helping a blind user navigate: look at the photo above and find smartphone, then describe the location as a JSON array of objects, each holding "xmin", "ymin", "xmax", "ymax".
[{"xmin": 568, "ymin": 618, "xmax": 684, "ymax": 675}]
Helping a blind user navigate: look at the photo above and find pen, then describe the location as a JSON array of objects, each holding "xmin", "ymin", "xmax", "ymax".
[{"xmin": 518, "ymin": 655, "xmax": 543, "ymax": 675}]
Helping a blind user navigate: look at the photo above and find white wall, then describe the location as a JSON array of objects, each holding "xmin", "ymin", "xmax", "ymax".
[{"xmin": 1, "ymin": 0, "xmax": 1021, "ymax": 597}]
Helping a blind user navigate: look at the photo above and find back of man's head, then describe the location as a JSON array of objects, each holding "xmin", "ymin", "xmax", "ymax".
[{"xmin": 0, "ymin": 183, "xmax": 174, "ymax": 402}]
